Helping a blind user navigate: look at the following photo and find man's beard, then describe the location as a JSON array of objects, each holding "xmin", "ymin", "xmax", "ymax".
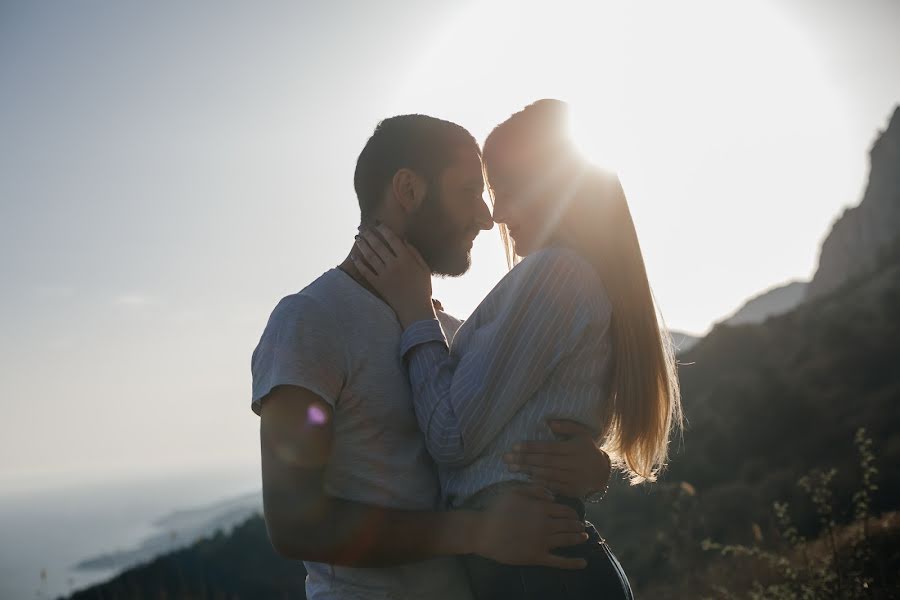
[{"xmin": 405, "ymin": 190, "xmax": 473, "ymax": 277}]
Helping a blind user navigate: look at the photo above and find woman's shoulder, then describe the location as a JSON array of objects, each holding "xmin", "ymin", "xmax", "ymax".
[
  {"xmin": 513, "ymin": 246, "xmax": 610, "ymax": 313},
  {"xmin": 516, "ymin": 245, "xmax": 597, "ymax": 283}
]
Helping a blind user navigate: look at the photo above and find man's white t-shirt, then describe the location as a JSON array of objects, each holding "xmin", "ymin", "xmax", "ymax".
[{"xmin": 251, "ymin": 267, "xmax": 471, "ymax": 600}]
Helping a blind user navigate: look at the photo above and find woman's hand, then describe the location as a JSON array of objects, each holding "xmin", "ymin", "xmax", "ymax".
[
  {"xmin": 503, "ymin": 420, "xmax": 612, "ymax": 500},
  {"xmin": 352, "ymin": 224, "xmax": 436, "ymax": 328},
  {"xmin": 475, "ymin": 484, "xmax": 588, "ymax": 569}
]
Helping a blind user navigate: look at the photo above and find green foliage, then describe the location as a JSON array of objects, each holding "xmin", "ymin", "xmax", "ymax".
[{"xmin": 700, "ymin": 429, "xmax": 894, "ymax": 599}]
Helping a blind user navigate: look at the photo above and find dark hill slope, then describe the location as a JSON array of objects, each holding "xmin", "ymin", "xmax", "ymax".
[{"xmin": 66, "ymin": 516, "xmax": 307, "ymax": 600}]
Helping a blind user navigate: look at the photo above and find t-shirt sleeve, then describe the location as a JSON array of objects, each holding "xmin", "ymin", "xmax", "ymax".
[{"xmin": 250, "ymin": 294, "xmax": 346, "ymax": 415}]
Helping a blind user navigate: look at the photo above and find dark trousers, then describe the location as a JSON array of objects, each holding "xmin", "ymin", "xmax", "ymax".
[{"xmin": 464, "ymin": 498, "xmax": 634, "ymax": 600}]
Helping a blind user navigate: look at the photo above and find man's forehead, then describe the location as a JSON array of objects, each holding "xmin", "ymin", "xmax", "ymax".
[{"xmin": 442, "ymin": 147, "xmax": 484, "ymax": 184}]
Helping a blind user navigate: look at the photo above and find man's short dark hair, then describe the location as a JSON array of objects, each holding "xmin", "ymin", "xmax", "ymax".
[{"xmin": 354, "ymin": 114, "xmax": 480, "ymax": 221}]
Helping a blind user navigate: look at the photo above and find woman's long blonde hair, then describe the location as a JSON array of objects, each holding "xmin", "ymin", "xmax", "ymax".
[{"xmin": 484, "ymin": 100, "xmax": 683, "ymax": 483}]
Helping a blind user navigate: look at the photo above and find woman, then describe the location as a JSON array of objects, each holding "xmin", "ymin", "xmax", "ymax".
[{"xmin": 352, "ymin": 99, "xmax": 682, "ymax": 599}]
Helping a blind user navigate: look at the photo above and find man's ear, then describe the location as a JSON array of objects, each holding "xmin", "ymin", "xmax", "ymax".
[{"xmin": 391, "ymin": 168, "xmax": 427, "ymax": 215}]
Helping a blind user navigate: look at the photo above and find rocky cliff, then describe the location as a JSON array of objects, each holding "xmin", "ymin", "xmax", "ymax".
[
  {"xmin": 808, "ymin": 106, "xmax": 900, "ymax": 299},
  {"xmin": 724, "ymin": 280, "xmax": 808, "ymax": 326}
]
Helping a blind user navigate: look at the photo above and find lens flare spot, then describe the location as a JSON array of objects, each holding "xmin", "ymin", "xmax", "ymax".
[{"xmin": 307, "ymin": 404, "xmax": 328, "ymax": 426}]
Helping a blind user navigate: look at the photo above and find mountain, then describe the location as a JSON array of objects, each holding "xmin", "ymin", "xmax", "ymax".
[
  {"xmin": 65, "ymin": 515, "xmax": 307, "ymax": 600},
  {"xmin": 709, "ymin": 105, "xmax": 899, "ymax": 331},
  {"xmin": 75, "ymin": 491, "xmax": 261, "ymax": 573},
  {"xmin": 807, "ymin": 105, "xmax": 900, "ymax": 300},
  {"xmin": 671, "ymin": 277, "xmax": 811, "ymax": 355},
  {"xmin": 722, "ymin": 280, "xmax": 808, "ymax": 326},
  {"xmin": 669, "ymin": 330, "xmax": 701, "ymax": 354}
]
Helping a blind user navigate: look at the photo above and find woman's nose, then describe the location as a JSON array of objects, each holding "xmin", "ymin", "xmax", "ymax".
[
  {"xmin": 476, "ymin": 197, "xmax": 494, "ymax": 231},
  {"xmin": 490, "ymin": 200, "xmax": 505, "ymax": 225},
  {"xmin": 491, "ymin": 206, "xmax": 507, "ymax": 226}
]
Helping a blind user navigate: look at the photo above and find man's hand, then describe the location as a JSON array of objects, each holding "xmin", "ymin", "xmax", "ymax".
[
  {"xmin": 503, "ymin": 420, "xmax": 612, "ymax": 499},
  {"xmin": 474, "ymin": 484, "xmax": 588, "ymax": 570}
]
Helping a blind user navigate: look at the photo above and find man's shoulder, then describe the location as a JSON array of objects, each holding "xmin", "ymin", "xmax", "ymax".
[
  {"xmin": 296, "ymin": 268, "xmax": 346, "ymax": 301},
  {"xmin": 262, "ymin": 271, "xmax": 346, "ymax": 333}
]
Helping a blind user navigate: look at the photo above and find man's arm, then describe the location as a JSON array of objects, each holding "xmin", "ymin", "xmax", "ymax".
[{"xmin": 260, "ymin": 384, "xmax": 589, "ymax": 568}]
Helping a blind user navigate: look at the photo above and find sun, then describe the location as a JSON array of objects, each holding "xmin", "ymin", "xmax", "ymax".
[
  {"xmin": 567, "ymin": 101, "xmax": 630, "ymax": 174},
  {"xmin": 393, "ymin": 0, "xmax": 853, "ymax": 332}
]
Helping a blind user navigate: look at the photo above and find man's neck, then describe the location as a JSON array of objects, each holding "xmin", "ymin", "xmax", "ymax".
[
  {"xmin": 338, "ymin": 252, "xmax": 387, "ymax": 304},
  {"xmin": 338, "ymin": 248, "xmax": 442, "ymax": 314}
]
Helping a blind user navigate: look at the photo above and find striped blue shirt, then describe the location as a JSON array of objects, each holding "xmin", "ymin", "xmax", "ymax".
[{"xmin": 400, "ymin": 246, "xmax": 614, "ymax": 507}]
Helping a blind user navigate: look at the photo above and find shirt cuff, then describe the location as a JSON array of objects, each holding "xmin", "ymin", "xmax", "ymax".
[{"xmin": 400, "ymin": 319, "xmax": 448, "ymax": 358}]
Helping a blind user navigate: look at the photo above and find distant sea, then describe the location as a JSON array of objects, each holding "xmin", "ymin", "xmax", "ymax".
[{"xmin": 0, "ymin": 468, "xmax": 260, "ymax": 600}]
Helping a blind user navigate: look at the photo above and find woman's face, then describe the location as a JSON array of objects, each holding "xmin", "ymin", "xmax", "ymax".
[{"xmin": 486, "ymin": 144, "xmax": 559, "ymax": 257}]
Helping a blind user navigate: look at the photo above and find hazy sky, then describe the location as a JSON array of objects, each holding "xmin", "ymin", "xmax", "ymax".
[{"xmin": 2, "ymin": 0, "xmax": 899, "ymax": 491}]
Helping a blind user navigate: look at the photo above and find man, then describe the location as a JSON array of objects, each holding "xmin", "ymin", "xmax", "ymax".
[{"xmin": 251, "ymin": 114, "xmax": 611, "ymax": 599}]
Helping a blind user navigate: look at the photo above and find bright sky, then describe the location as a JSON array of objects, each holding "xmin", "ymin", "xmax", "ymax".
[{"xmin": 2, "ymin": 0, "xmax": 899, "ymax": 491}]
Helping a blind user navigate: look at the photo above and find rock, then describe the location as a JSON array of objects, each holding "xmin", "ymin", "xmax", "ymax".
[
  {"xmin": 808, "ymin": 106, "xmax": 900, "ymax": 300},
  {"xmin": 724, "ymin": 280, "xmax": 809, "ymax": 326}
]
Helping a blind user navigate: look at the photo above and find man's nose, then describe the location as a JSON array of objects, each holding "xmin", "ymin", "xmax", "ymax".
[
  {"xmin": 490, "ymin": 203, "xmax": 506, "ymax": 227},
  {"xmin": 476, "ymin": 198, "xmax": 494, "ymax": 231}
]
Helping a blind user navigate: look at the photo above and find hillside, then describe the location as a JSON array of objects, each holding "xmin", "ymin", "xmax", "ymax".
[
  {"xmin": 75, "ymin": 492, "xmax": 261, "ymax": 573},
  {"xmin": 669, "ymin": 329, "xmax": 701, "ymax": 354},
  {"xmin": 66, "ymin": 516, "xmax": 307, "ymax": 600},
  {"xmin": 585, "ymin": 239, "xmax": 900, "ymax": 593}
]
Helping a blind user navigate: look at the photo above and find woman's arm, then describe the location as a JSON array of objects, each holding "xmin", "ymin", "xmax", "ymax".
[
  {"xmin": 352, "ymin": 228, "xmax": 610, "ymax": 467},
  {"xmin": 401, "ymin": 250, "xmax": 605, "ymax": 465}
]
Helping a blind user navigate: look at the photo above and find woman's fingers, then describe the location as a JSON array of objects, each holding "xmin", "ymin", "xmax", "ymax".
[
  {"xmin": 349, "ymin": 253, "xmax": 376, "ymax": 279},
  {"xmin": 405, "ymin": 240, "xmax": 430, "ymax": 271},
  {"xmin": 533, "ymin": 479, "xmax": 578, "ymax": 498},
  {"xmin": 548, "ymin": 419, "xmax": 597, "ymax": 439},
  {"xmin": 513, "ymin": 483, "xmax": 555, "ymax": 502},
  {"xmin": 548, "ymin": 532, "xmax": 589, "ymax": 548},
  {"xmin": 360, "ymin": 225, "xmax": 430, "ymax": 278},
  {"xmin": 375, "ymin": 224, "xmax": 404, "ymax": 256},
  {"xmin": 374, "ymin": 224, "xmax": 430, "ymax": 272},
  {"xmin": 536, "ymin": 553, "xmax": 588, "ymax": 570},
  {"xmin": 350, "ymin": 258, "xmax": 381, "ymax": 289},
  {"xmin": 551, "ymin": 518, "xmax": 588, "ymax": 534},
  {"xmin": 545, "ymin": 502, "xmax": 580, "ymax": 522},
  {"xmin": 512, "ymin": 440, "xmax": 575, "ymax": 456},
  {"xmin": 504, "ymin": 451, "xmax": 573, "ymax": 471},
  {"xmin": 509, "ymin": 465, "xmax": 569, "ymax": 483},
  {"xmin": 354, "ymin": 237, "xmax": 385, "ymax": 273},
  {"xmin": 362, "ymin": 226, "xmax": 426, "ymax": 274},
  {"xmin": 512, "ymin": 463, "xmax": 579, "ymax": 496},
  {"xmin": 359, "ymin": 231, "xmax": 391, "ymax": 264},
  {"xmin": 547, "ymin": 503, "xmax": 580, "ymax": 519}
]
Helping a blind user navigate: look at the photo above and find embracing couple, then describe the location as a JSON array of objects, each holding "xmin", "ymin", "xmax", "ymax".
[{"xmin": 250, "ymin": 99, "xmax": 682, "ymax": 599}]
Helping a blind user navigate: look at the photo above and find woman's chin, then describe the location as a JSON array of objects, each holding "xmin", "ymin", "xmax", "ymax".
[{"xmin": 511, "ymin": 237, "xmax": 533, "ymax": 257}]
